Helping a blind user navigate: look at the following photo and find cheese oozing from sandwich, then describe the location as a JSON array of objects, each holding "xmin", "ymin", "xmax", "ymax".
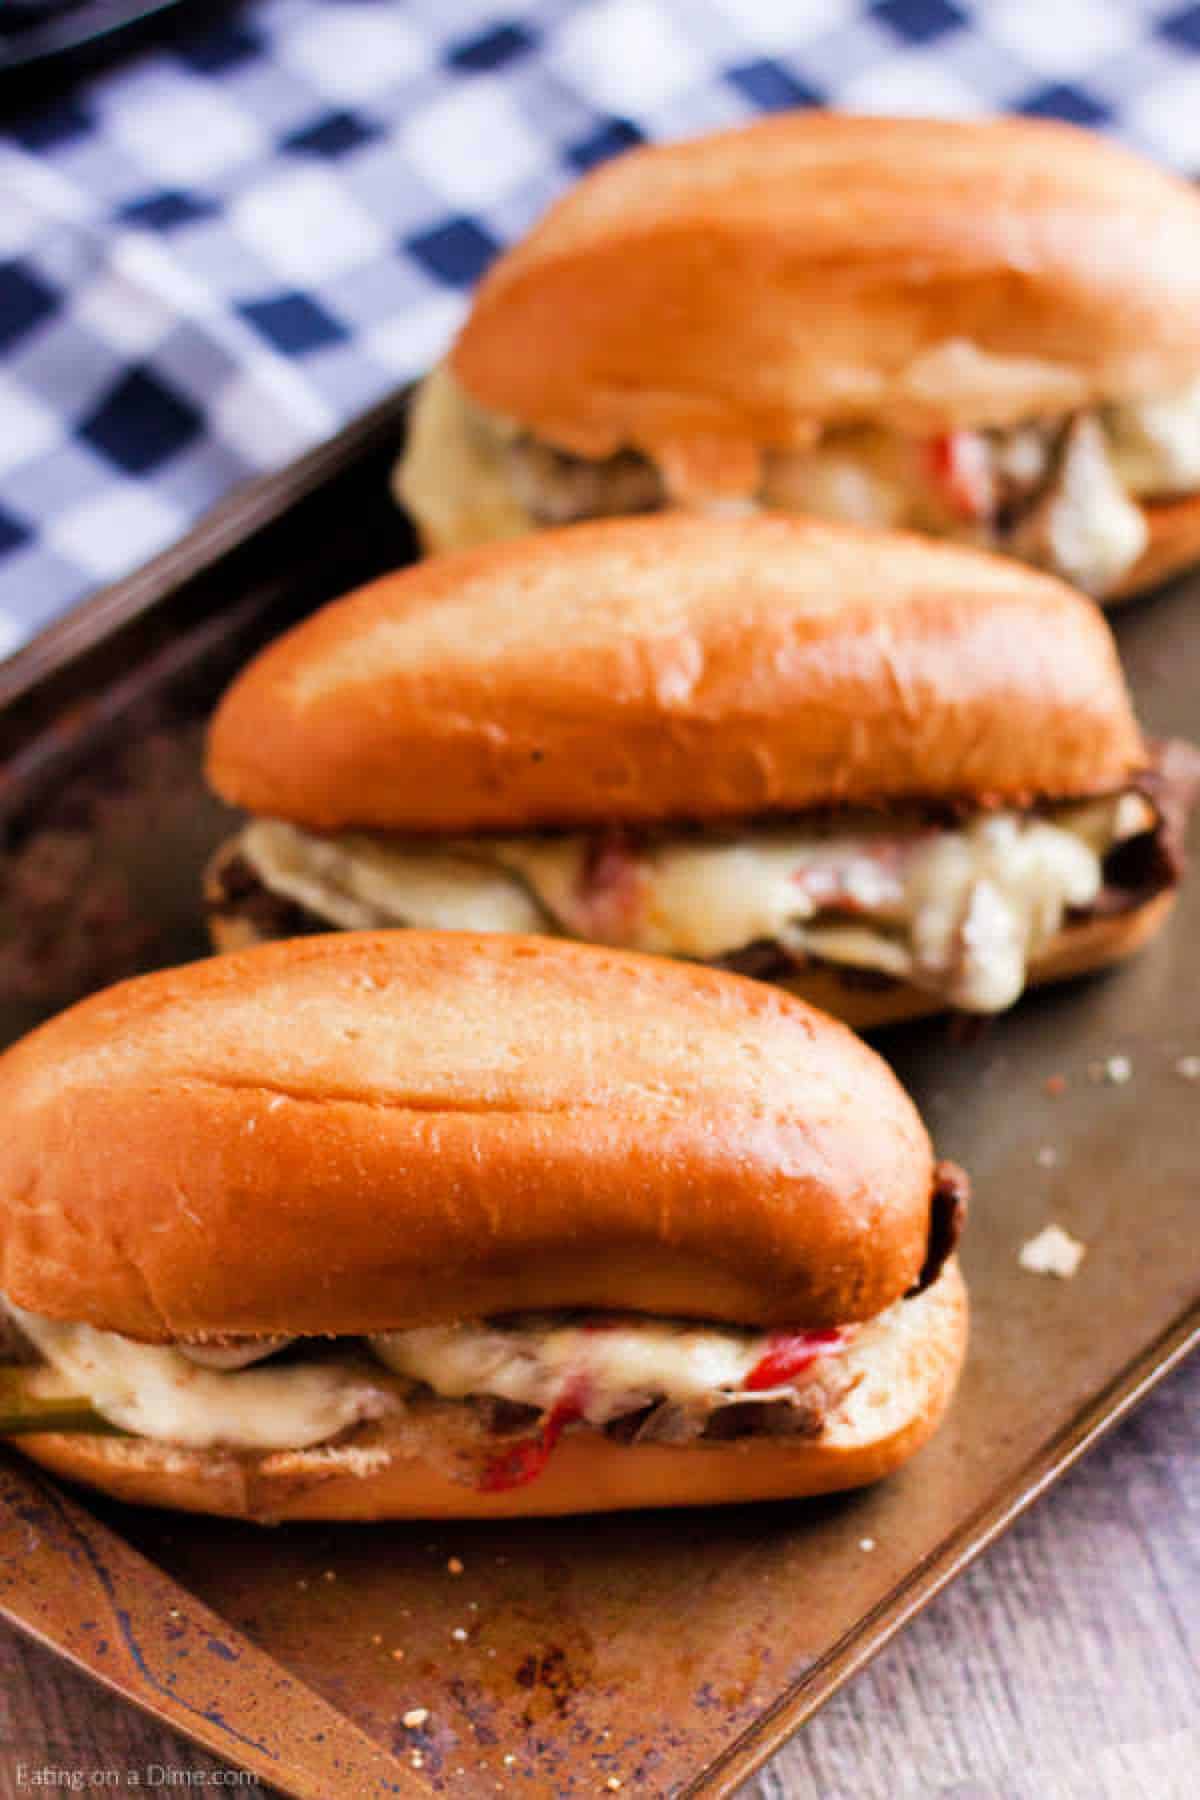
[
  {"xmin": 370, "ymin": 1316, "xmax": 845, "ymax": 1427},
  {"xmin": 3, "ymin": 1299, "xmax": 852, "ymax": 1452},
  {"xmin": 6, "ymin": 1304, "xmax": 390, "ymax": 1450},
  {"xmin": 236, "ymin": 794, "xmax": 1149, "ymax": 1014},
  {"xmin": 397, "ymin": 364, "xmax": 1200, "ymax": 593}
]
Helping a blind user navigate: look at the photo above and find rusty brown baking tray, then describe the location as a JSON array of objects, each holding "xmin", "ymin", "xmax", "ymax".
[{"xmin": 1, "ymin": 390, "xmax": 1197, "ymax": 1797}]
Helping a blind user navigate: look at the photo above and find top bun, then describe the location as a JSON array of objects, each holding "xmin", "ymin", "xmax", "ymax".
[
  {"xmin": 207, "ymin": 514, "xmax": 1145, "ymax": 834},
  {"xmin": 451, "ymin": 113, "xmax": 1200, "ymax": 489},
  {"xmin": 0, "ymin": 932, "xmax": 935, "ymax": 1340}
]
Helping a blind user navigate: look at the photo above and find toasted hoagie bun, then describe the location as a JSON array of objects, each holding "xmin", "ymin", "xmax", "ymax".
[
  {"xmin": 207, "ymin": 515, "xmax": 1144, "ymax": 834},
  {"xmin": 396, "ymin": 113, "xmax": 1200, "ymax": 598},
  {"xmin": 0, "ymin": 933, "xmax": 967, "ymax": 1516},
  {"xmin": 0, "ymin": 933, "xmax": 945, "ymax": 1338},
  {"xmin": 203, "ymin": 516, "xmax": 1193, "ymax": 1025}
]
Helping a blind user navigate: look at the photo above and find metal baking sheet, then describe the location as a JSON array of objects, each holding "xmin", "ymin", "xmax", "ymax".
[{"xmin": 1, "ymin": 393, "xmax": 1197, "ymax": 1797}]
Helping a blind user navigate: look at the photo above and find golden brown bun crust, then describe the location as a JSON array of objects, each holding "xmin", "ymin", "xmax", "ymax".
[
  {"xmin": 15, "ymin": 1263, "xmax": 966, "ymax": 1519},
  {"xmin": 206, "ymin": 515, "xmax": 1145, "ymax": 834},
  {"xmin": 0, "ymin": 931, "xmax": 936, "ymax": 1341},
  {"xmin": 451, "ymin": 113, "xmax": 1200, "ymax": 484},
  {"xmin": 1110, "ymin": 493, "xmax": 1200, "ymax": 603}
]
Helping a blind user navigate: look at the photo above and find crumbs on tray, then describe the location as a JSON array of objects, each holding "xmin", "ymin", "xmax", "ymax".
[{"xmin": 1019, "ymin": 1224, "xmax": 1087, "ymax": 1279}]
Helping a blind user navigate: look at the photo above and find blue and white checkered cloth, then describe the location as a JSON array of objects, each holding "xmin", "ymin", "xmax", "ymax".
[{"xmin": 4, "ymin": 0, "xmax": 1200, "ymax": 655}]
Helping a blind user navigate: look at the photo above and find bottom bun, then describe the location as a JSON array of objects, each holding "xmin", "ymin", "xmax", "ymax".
[
  {"xmin": 777, "ymin": 889, "xmax": 1175, "ymax": 1030},
  {"xmin": 206, "ymin": 865, "xmax": 1175, "ymax": 1034},
  {"xmin": 1111, "ymin": 492, "xmax": 1200, "ymax": 604},
  {"xmin": 16, "ymin": 1265, "xmax": 966, "ymax": 1521}
]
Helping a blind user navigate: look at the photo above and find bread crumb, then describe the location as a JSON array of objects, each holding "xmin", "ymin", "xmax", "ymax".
[
  {"xmin": 168, "ymin": 1608, "xmax": 180, "ymax": 1619},
  {"xmin": 1044, "ymin": 1074, "xmax": 1067, "ymax": 1097},
  {"xmin": 392, "ymin": 1648, "xmax": 405, "ymax": 1661},
  {"xmin": 322, "ymin": 1569, "xmax": 336, "ymax": 1583},
  {"xmin": 1175, "ymin": 1055, "xmax": 1200, "ymax": 1080},
  {"xmin": 410, "ymin": 1751, "xmax": 424, "ymax": 1769},
  {"xmin": 403, "ymin": 1708, "xmax": 429, "ymax": 1729},
  {"xmin": 447, "ymin": 1556, "xmax": 464, "ymax": 1575},
  {"xmin": 606, "ymin": 1781, "xmax": 622, "ymax": 1791},
  {"xmin": 1036, "ymin": 1145, "xmax": 1058, "ymax": 1169},
  {"xmin": 1020, "ymin": 1223, "xmax": 1086, "ymax": 1278},
  {"xmin": 371, "ymin": 1633, "xmax": 382, "ymax": 1645},
  {"xmin": 1104, "ymin": 1055, "xmax": 1132, "ymax": 1085},
  {"xmin": 859, "ymin": 1537, "xmax": 876, "ymax": 1551},
  {"xmin": 452, "ymin": 1627, "xmax": 468, "ymax": 1642},
  {"xmin": 502, "ymin": 1754, "xmax": 517, "ymax": 1767}
]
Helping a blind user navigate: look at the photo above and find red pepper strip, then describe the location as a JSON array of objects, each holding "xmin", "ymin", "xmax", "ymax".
[
  {"xmin": 926, "ymin": 430, "xmax": 994, "ymax": 521},
  {"xmin": 478, "ymin": 1380, "xmax": 588, "ymax": 1493},
  {"xmin": 743, "ymin": 1328, "xmax": 847, "ymax": 1393}
]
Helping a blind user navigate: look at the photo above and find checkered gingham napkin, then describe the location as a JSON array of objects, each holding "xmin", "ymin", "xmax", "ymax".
[{"xmin": 3, "ymin": 0, "xmax": 1200, "ymax": 655}]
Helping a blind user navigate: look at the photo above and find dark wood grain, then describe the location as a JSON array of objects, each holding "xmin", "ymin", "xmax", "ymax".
[
  {"xmin": 0, "ymin": 1451, "xmax": 418, "ymax": 1800},
  {"xmin": 2, "ymin": 1355, "xmax": 1194, "ymax": 1798},
  {"xmin": 0, "ymin": 1645, "xmax": 260, "ymax": 1798},
  {"xmin": 751, "ymin": 1356, "xmax": 1199, "ymax": 1800}
]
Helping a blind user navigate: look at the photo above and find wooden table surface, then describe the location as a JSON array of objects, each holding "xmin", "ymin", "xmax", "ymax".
[{"xmin": 1, "ymin": 1356, "xmax": 1194, "ymax": 1800}]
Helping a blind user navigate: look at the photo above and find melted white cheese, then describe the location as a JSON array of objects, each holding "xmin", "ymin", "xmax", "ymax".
[
  {"xmin": 887, "ymin": 812, "xmax": 1104, "ymax": 1012},
  {"xmin": 497, "ymin": 833, "xmax": 869, "ymax": 959},
  {"xmin": 370, "ymin": 1317, "xmax": 796, "ymax": 1426},
  {"xmin": 761, "ymin": 431, "xmax": 918, "ymax": 529},
  {"xmin": 764, "ymin": 413, "xmax": 1152, "ymax": 594},
  {"xmin": 240, "ymin": 799, "xmax": 1144, "ymax": 1014},
  {"xmin": 178, "ymin": 1336, "xmax": 295, "ymax": 1370},
  {"xmin": 396, "ymin": 366, "xmax": 1200, "ymax": 591},
  {"xmin": 4, "ymin": 1301, "xmax": 846, "ymax": 1447},
  {"xmin": 1106, "ymin": 379, "xmax": 1200, "ymax": 498},
  {"xmin": 393, "ymin": 364, "xmax": 533, "ymax": 551},
  {"xmin": 1033, "ymin": 417, "xmax": 1148, "ymax": 596},
  {"xmin": 241, "ymin": 820, "xmax": 547, "ymax": 935},
  {"xmin": 6, "ymin": 1305, "xmax": 390, "ymax": 1450}
]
